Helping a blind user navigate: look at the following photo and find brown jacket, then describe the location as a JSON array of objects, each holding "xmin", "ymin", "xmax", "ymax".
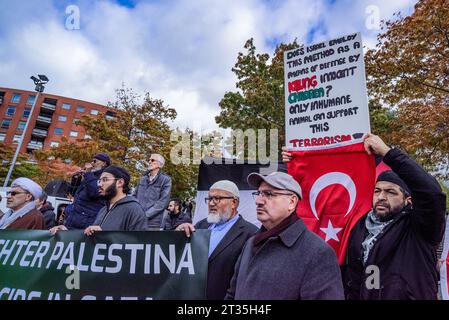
[{"xmin": 6, "ymin": 208, "xmax": 45, "ymax": 230}]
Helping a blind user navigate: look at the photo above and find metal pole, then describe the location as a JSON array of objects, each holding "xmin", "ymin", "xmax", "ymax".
[{"xmin": 2, "ymin": 90, "xmax": 42, "ymax": 188}]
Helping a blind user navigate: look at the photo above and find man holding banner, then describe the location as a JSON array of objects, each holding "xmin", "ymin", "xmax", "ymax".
[
  {"xmin": 176, "ymin": 180, "xmax": 257, "ymax": 300},
  {"xmin": 85, "ymin": 165, "xmax": 148, "ymax": 234}
]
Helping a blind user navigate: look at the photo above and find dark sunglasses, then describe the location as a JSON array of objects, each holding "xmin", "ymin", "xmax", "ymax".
[{"xmin": 7, "ymin": 191, "xmax": 29, "ymax": 196}]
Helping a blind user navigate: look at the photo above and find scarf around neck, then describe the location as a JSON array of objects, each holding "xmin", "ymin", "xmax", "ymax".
[
  {"xmin": 252, "ymin": 212, "xmax": 299, "ymax": 255},
  {"xmin": 361, "ymin": 209, "xmax": 394, "ymax": 264},
  {"xmin": 0, "ymin": 201, "xmax": 36, "ymax": 229}
]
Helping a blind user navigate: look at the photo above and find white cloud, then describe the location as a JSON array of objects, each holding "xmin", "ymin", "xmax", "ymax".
[{"xmin": 0, "ymin": 0, "xmax": 417, "ymax": 132}]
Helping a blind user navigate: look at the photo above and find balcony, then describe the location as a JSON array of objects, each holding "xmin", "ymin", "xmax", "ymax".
[
  {"xmin": 27, "ymin": 141, "xmax": 43, "ymax": 150},
  {"xmin": 41, "ymin": 102, "xmax": 56, "ymax": 113},
  {"xmin": 32, "ymin": 128, "xmax": 48, "ymax": 138},
  {"xmin": 36, "ymin": 115, "xmax": 52, "ymax": 126},
  {"xmin": 105, "ymin": 111, "xmax": 116, "ymax": 120}
]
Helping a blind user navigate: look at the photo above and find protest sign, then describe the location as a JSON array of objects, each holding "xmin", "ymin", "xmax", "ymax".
[
  {"xmin": 0, "ymin": 230, "xmax": 210, "ymax": 300},
  {"xmin": 284, "ymin": 32, "xmax": 370, "ymax": 150}
]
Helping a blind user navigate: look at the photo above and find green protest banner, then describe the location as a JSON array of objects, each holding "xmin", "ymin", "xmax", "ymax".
[{"xmin": 0, "ymin": 230, "xmax": 210, "ymax": 300}]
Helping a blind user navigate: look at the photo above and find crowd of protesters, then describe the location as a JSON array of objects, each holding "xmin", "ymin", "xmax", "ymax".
[{"xmin": 0, "ymin": 134, "xmax": 447, "ymax": 300}]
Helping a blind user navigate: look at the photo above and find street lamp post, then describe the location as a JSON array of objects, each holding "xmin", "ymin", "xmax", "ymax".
[{"xmin": 2, "ymin": 74, "xmax": 49, "ymax": 188}]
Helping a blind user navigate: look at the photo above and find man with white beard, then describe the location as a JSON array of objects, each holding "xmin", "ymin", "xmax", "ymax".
[{"xmin": 176, "ymin": 180, "xmax": 257, "ymax": 300}]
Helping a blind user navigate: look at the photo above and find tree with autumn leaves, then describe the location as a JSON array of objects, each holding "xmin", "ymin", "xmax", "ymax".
[
  {"xmin": 0, "ymin": 143, "xmax": 40, "ymax": 186},
  {"xmin": 35, "ymin": 86, "xmax": 199, "ymax": 199},
  {"xmin": 216, "ymin": 39, "xmax": 299, "ymax": 160},
  {"xmin": 217, "ymin": 0, "xmax": 448, "ymax": 179},
  {"xmin": 365, "ymin": 0, "xmax": 449, "ymax": 175}
]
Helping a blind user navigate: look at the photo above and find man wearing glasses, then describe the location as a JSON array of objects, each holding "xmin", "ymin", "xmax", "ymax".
[
  {"xmin": 225, "ymin": 171, "xmax": 344, "ymax": 300},
  {"xmin": 0, "ymin": 177, "xmax": 44, "ymax": 230},
  {"xmin": 134, "ymin": 153, "xmax": 172, "ymax": 230},
  {"xmin": 84, "ymin": 165, "xmax": 147, "ymax": 234},
  {"xmin": 50, "ymin": 153, "xmax": 110, "ymax": 233},
  {"xmin": 176, "ymin": 180, "xmax": 257, "ymax": 300}
]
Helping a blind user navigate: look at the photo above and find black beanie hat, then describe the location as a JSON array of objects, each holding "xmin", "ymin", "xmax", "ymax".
[
  {"xmin": 103, "ymin": 165, "xmax": 130, "ymax": 186},
  {"xmin": 94, "ymin": 153, "xmax": 111, "ymax": 166},
  {"xmin": 377, "ymin": 170, "xmax": 411, "ymax": 196}
]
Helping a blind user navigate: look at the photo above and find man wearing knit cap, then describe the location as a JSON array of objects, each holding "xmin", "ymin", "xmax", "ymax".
[
  {"xmin": 225, "ymin": 172, "xmax": 344, "ymax": 300},
  {"xmin": 176, "ymin": 180, "xmax": 257, "ymax": 300},
  {"xmin": 0, "ymin": 177, "xmax": 45, "ymax": 230},
  {"xmin": 50, "ymin": 152, "xmax": 110, "ymax": 233},
  {"xmin": 343, "ymin": 134, "xmax": 447, "ymax": 300},
  {"xmin": 84, "ymin": 165, "xmax": 147, "ymax": 234}
]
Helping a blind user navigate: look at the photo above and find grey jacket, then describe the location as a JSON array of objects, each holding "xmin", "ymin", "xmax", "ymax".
[
  {"xmin": 225, "ymin": 219, "xmax": 344, "ymax": 300},
  {"xmin": 133, "ymin": 171, "xmax": 172, "ymax": 228},
  {"xmin": 94, "ymin": 196, "xmax": 148, "ymax": 231}
]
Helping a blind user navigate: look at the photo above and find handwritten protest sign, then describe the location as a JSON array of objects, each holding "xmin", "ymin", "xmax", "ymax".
[{"xmin": 284, "ymin": 32, "xmax": 370, "ymax": 151}]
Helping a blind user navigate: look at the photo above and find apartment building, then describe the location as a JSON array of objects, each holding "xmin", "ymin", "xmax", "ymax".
[{"xmin": 0, "ymin": 87, "xmax": 116, "ymax": 153}]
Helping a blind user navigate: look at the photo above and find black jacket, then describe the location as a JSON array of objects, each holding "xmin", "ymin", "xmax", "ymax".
[
  {"xmin": 40, "ymin": 202, "xmax": 56, "ymax": 229},
  {"xmin": 196, "ymin": 216, "xmax": 258, "ymax": 300},
  {"xmin": 162, "ymin": 210, "xmax": 192, "ymax": 230},
  {"xmin": 343, "ymin": 148, "xmax": 446, "ymax": 300}
]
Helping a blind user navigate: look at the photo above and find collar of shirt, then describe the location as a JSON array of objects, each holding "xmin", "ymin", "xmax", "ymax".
[{"xmin": 207, "ymin": 214, "xmax": 240, "ymax": 257}]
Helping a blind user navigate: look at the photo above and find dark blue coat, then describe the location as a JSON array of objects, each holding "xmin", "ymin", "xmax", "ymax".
[
  {"xmin": 64, "ymin": 170, "xmax": 105, "ymax": 229},
  {"xmin": 342, "ymin": 148, "xmax": 447, "ymax": 300}
]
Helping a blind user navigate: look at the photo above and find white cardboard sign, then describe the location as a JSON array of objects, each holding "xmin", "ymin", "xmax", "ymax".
[{"xmin": 284, "ymin": 32, "xmax": 370, "ymax": 151}]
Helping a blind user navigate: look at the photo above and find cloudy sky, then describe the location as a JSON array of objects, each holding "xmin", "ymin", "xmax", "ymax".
[{"xmin": 0, "ymin": 0, "xmax": 416, "ymax": 131}]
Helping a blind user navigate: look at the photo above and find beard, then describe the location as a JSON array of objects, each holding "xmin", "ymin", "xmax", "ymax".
[
  {"xmin": 103, "ymin": 182, "xmax": 118, "ymax": 200},
  {"xmin": 207, "ymin": 210, "xmax": 232, "ymax": 224},
  {"xmin": 373, "ymin": 200, "xmax": 404, "ymax": 221}
]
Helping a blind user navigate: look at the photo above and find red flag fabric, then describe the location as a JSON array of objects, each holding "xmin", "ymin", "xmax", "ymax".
[
  {"xmin": 375, "ymin": 160, "xmax": 391, "ymax": 179},
  {"xmin": 288, "ymin": 142, "xmax": 375, "ymax": 264}
]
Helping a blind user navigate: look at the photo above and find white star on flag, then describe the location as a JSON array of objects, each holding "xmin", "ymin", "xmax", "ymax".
[{"xmin": 320, "ymin": 220, "xmax": 343, "ymax": 242}]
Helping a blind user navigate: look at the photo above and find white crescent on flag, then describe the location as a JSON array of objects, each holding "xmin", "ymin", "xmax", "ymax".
[{"xmin": 309, "ymin": 172, "xmax": 357, "ymax": 220}]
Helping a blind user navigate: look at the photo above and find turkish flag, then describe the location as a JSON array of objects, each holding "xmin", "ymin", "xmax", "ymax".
[{"xmin": 288, "ymin": 142, "xmax": 375, "ymax": 264}]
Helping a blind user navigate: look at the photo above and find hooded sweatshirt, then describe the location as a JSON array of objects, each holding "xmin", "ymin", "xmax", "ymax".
[{"xmin": 93, "ymin": 196, "xmax": 148, "ymax": 231}]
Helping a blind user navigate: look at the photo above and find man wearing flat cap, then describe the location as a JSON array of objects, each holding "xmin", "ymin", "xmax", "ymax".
[
  {"xmin": 51, "ymin": 152, "xmax": 110, "ymax": 233},
  {"xmin": 0, "ymin": 177, "xmax": 44, "ymax": 230},
  {"xmin": 225, "ymin": 171, "xmax": 344, "ymax": 300},
  {"xmin": 176, "ymin": 180, "xmax": 258, "ymax": 300},
  {"xmin": 84, "ymin": 165, "xmax": 147, "ymax": 235},
  {"xmin": 342, "ymin": 134, "xmax": 447, "ymax": 300}
]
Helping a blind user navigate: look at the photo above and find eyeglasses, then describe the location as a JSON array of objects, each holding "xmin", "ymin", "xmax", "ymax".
[
  {"xmin": 204, "ymin": 196, "xmax": 235, "ymax": 204},
  {"xmin": 97, "ymin": 177, "xmax": 119, "ymax": 185},
  {"xmin": 6, "ymin": 191, "xmax": 29, "ymax": 197},
  {"xmin": 251, "ymin": 190, "xmax": 294, "ymax": 200}
]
